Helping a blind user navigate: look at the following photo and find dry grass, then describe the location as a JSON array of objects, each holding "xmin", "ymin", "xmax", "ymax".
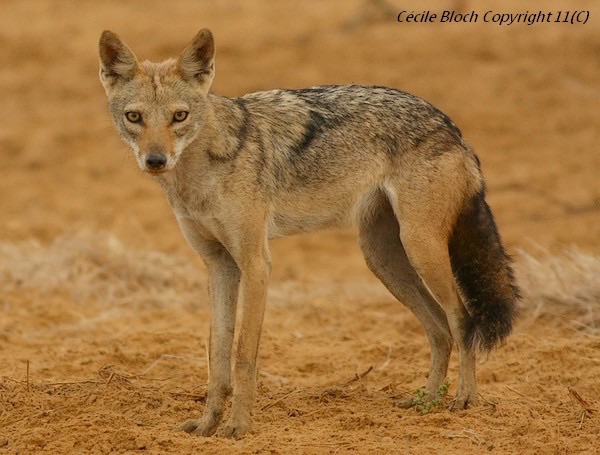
[
  {"xmin": 516, "ymin": 247, "xmax": 600, "ymax": 334},
  {"xmin": 1, "ymin": 232, "xmax": 598, "ymax": 331},
  {"xmin": 0, "ymin": 231, "xmax": 204, "ymax": 307}
]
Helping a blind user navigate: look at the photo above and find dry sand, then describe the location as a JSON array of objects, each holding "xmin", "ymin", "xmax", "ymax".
[{"xmin": 1, "ymin": 0, "xmax": 599, "ymax": 453}]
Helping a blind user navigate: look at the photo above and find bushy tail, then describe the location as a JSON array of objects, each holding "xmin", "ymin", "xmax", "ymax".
[{"xmin": 449, "ymin": 190, "xmax": 520, "ymax": 352}]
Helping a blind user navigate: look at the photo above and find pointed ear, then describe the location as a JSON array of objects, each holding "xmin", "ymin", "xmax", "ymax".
[
  {"xmin": 177, "ymin": 29, "xmax": 215, "ymax": 92},
  {"xmin": 99, "ymin": 30, "xmax": 139, "ymax": 93}
]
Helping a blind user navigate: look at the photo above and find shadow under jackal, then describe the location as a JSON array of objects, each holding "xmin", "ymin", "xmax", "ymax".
[{"xmin": 99, "ymin": 28, "xmax": 519, "ymax": 439}]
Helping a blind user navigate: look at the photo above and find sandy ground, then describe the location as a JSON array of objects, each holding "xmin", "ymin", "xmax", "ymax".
[{"xmin": 1, "ymin": 0, "xmax": 599, "ymax": 453}]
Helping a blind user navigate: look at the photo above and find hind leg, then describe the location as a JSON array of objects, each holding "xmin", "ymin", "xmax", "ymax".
[
  {"xmin": 359, "ymin": 192, "xmax": 453, "ymax": 404},
  {"xmin": 389, "ymin": 205, "xmax": 478, "ymax": 409},
  {"xmin": 398, "ymin": 226, "xmax": 477, "ymax": 409},
  {"xmin": 385, "ymin": 150, "xmax": 482, "ymax": 409}
]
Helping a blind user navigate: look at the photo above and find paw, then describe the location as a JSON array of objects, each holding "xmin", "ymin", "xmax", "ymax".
[
  {"xmin": 177, "ymin": 417, "xmax": 218, "ymax": 437},
  {"xmin": 449, "ymin": 393, "xmax": 478, "ymax": 411},
  {"xmin": 216, "ymin": 415, "xmax": 252, "ymax": 440}
]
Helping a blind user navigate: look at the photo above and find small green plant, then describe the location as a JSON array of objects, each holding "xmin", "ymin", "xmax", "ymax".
[{"xmin": 411, "ymin": 379, "xmax": 450, "ymax": 414}]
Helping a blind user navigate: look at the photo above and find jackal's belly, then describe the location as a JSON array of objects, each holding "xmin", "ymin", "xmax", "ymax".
[
  {"xmin": 267, "ymin": 188, "xmax": 376, "ymax": 239},
  {"xmin": 267, "ymin": 210, "xmax": 349, "ymax": 239}
]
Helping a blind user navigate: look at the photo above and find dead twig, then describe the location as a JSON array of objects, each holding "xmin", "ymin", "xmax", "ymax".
[
  {"xmin": 568, "ymin": 387, "xmax": 594, "ymax": 415},
  {"xmin": 341, "ymin": 366, "xmax": 373, "ymax": 387},
  {"xmin": 0, "ymin": 376, "xmax": 24, "ymax": 384},
  {"xmin": 262, "ymin": 389, "xmax": 301, "ymax": 411},
  {"xmin": 445, "ymin": 429, "xmax": 484, "ymax": 446},
  {"xmin": 169, "ymin": 391, "xmax": 206, "ymax": 402},
  {"xmin": 568, "ymin": 387, "xmax": 594, "ymax": 429},
  {"xmin": 505, "ymin": 385, "xmax": 527, "ymax": 399},
  {"xmin": 379, "ymin": 382, "xmax": 396, "ymax": 392},
  {"xmin": 45, "ymin": 380, "xmax": 100, "ymax": 386},
  {"xmin": 140, "ymin": 354, "xmax": 206, "ymax": 376},
  {"xmin": 97, "ymin": 365, "xmax": 134, "ymax": 389}
]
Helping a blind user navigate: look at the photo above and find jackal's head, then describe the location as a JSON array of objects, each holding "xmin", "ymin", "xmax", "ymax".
[{"xmin": 99, "ymin": 29, "xmax": 215, "ymax": 174}]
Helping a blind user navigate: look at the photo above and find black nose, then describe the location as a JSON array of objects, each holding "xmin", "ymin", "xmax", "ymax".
[{"xmin": 145, "ymin": 153, "xmax": 167, "ymax": 170}]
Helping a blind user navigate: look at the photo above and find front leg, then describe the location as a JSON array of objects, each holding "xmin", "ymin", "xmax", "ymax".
[
  {"xmin": 219, "ymin": 236, "xmax": 271, "ymax": 439},
  {"xmin": 176, "ymin": 228, "xmax": 241, "ymax": 436}
]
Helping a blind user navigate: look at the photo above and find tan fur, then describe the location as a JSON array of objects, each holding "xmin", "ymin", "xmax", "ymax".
[{"xmin": 99, "ymin": 29, "xmax": 517, "ymax": 439}]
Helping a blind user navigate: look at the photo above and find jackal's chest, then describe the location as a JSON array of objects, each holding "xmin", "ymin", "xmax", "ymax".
[
  {"xmin": 162, "ymin": 186, "xmax": 202, "ymax": 216},
  {"xmin": 157, "ymin": 176, "xmax": 209, "ymax": 215},
  {"xmin": 158, "ymin": 180, "xmax": 214, "ymax": 228},
  {"xmin": 171, "ymin": 200, "xmax": 225, "ymax": 244}
]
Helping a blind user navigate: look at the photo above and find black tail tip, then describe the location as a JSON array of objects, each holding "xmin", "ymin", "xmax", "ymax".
[{"xmin": 464, "ymin": 291, "xmax": 520, "ymax": 352}]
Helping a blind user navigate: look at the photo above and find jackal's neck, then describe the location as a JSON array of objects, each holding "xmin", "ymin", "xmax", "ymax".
[{"xmin": 200, "ymin": 93, "xmax": 251, "ymax": 162}]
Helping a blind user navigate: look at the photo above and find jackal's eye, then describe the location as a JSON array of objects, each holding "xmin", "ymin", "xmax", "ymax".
[
  {"xmin": 125, "ymin": 111, "xmax": 142, "ymax": 123},
  {"xmin": 172, "ymin": 111, "xmax": 189, "ymax": 123}
]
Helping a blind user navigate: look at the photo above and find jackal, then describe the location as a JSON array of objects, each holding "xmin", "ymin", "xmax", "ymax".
[{"xmin": 99, "ymin": 29, "xmax": 519, "ymax": 439}]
